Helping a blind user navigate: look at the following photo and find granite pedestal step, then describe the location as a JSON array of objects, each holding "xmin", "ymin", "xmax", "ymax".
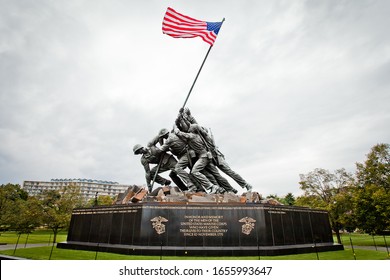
[{"xmin": 58, "ymin": 241, "xmax": 343, "ymax": 256}]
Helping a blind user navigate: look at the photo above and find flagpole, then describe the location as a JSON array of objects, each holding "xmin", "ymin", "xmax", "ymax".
[{"xmin": 181, "ymin": 18, "xmax": 225, "ymax": 109}]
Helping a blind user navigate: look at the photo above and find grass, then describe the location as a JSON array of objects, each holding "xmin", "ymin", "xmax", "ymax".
[
  {"xmin": 0, "ymin": 230, "xmax": 67, "ymax": 244},
  {"xmin": 336, "ymin": 232, "xmax": 390, "ymax": 247},
  {"xmin": 1, "ymin": 230, "xmax": 389, "ymax": 260},
  {"xmin": 1, "ymin": 246, "xmax": 388, "ymax": 260}
]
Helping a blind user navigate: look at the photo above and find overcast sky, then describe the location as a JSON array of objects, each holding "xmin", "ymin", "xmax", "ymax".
[{"xmin": 1, "ymin": 0, "xmax": 389, "ymax": 196}]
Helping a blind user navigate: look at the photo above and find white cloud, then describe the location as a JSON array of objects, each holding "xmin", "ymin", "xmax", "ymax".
[{"xmin": 1, "ymin": 0, "xmax": 389, "ymax": 197}]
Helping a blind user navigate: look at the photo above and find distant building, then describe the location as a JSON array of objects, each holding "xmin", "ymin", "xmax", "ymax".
[{"xmin": 23, "ymin": 178, "xmax": 132, "ymax": 200}]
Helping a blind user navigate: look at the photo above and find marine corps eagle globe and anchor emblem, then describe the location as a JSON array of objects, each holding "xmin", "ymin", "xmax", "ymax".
[
  {"xmin": 239, "ymin": 217, "xmax": 256, "ymax": 235},
  {"xmin": 150, "ymin": 216, "xmax": 168, "ymax": 234}
]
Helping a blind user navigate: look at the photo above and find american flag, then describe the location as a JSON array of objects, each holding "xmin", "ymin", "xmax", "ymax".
[{"xmin": 162, "ymin": 7, "xmax": 223, "ymax": 46}]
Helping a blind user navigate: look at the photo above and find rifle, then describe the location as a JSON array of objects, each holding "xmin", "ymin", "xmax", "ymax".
[
  {"xmin": 150, "ymin": 153, "xmax": 164, "ymax": 192},
  {"xmin": 208, "ymin": 128, "xmax": 221, "ymax": 165}
]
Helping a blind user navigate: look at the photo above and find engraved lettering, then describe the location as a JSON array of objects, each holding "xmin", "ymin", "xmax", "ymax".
[{"xmin": 180, "ymin": 215, "xmax": 228, "ymax": 237}]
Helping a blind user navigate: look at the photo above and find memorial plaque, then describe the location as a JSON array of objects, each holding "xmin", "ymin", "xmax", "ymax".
[{"xmin": 58, "ymin": 202, "xmax": 343, "ymax": 256}]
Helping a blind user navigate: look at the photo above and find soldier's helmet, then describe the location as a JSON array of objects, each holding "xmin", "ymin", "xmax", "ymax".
[
  {"xmin": 133, "ymin": 144, "xmax": 143, "ymax": 154},
  {"xmin": 158, "ymin": 128, "xmax": 169, "ymax": 138}
]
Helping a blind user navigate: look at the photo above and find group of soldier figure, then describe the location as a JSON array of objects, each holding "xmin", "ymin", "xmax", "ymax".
[{"xmin": 133, "ymin": 108, "xmax": 253, "ymax": 194}]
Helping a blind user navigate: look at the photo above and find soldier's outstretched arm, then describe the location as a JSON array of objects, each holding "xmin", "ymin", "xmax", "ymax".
[
  {"xmin": 159, "ymin": 137, "xmax": 171, "ymax": 152},
  {"xmin": 147, "ymin": 134, "xmax": 160, "ymax": 148},
  {"xmin": 174, "ymin": 128, "xmax": 193, "ymax": 141}
]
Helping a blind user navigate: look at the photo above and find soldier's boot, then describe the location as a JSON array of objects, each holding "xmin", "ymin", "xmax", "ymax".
[
  {"xmin": 187, "ymin": 184, "xmax": 198, "ymax": 192},
  {"xmin": 209, "ymin": 185, "xmax": 224, "ymax": 194},
  {"xmin": 244, "ymin": 183, "xmax": 253, "ymax": 192}
]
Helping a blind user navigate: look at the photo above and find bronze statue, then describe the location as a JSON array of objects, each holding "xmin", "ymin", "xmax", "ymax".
[
  {"xmin": 132, "ymin": 144, "xmax": 186, "ymax": 192},
  {"xmin": 173, "ymin": 124, "xmax": 232, "ymax": 194},
  {"xmin": 133, "ymin": 107, "xmax": 252, "ymax": 194},
  {"xmin": 176, "ymin": 108, "xmax": 253, "ymax": 192},
  {"xmin": 150, "ymin": 128, "xmax": 198, "ymax": 191}
]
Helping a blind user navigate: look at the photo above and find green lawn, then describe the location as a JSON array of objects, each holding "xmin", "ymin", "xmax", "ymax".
[
  {"xmin": 1, "ymin": 246, "xmax": 388, "ymax": 260},
  {"xmin": 0, "ymin": 230, "xmax": 67, "ymax": 244},
  {"xmin": 336, "ymin": 232, "xmax": 390, "ymax": 247},
  {"xmin": 1, "ymin": 230, "xmax": 389, "ymax": 260}
]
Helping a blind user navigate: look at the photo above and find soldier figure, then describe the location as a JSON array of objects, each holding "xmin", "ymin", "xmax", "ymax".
[
  {"xmin": 174, "ymin": 124, "xmax": 237, "ymax": 194},
  {"xmin": 215, "ymin": 150, "xmax": 253, "ymax": 191},
  {"xmin": 177, "ymin": 108, "xmax": 253, "ymax": 192},
  {"xmin": 133, "ymin": 107, "xmax": 252, "ymax": 194},
  {"xmin": 149, "ymin": 128, "xmax": 198, "ymax": 191},
  {"xmin": 132, "ymin": 144, "xmax": 186, "ymax": 192}
]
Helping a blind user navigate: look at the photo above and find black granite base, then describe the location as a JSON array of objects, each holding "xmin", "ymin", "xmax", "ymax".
[{"xmin": 58, "ymin": 203, "xmax": 343, "ymax": 256}]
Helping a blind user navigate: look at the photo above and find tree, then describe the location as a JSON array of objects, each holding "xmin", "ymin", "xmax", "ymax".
[
  {"xmin": 328, "ymin": 186, "xmax": 356, "ymax": 233},
  {"xmin": 86, "ymin": 195, "xmax": 114, "ymax": 207},
  {"xmin": 295, "ymin": 194, "xmax": 326, "ymax": 209},
  {"xmin": 353, "ymin": 143, "xmax": 390, "ymax": 234},
  {"xmin": 297, "ymin": 168, "xmax": 355, "ymax": 244},
  {"xmin": 9, "ymin": 197, "xmax": 42, "ymax": 234},
  {"xmin": 40, "ymin": 184, "xmax": 84, "ymax": 243},
  {"xmin": 352, "ymin": 184, "xmax": 390, "ymax": 234},
  {"xmin": 356, "ymin": 143, "xmax": 390, "ymax": 190},
  {"xmin": 267, "ymin": 193, "xmax": 296, "ymax": 205},
  {"xmin": 282, "ymin": 193, "xmax": 296, "ymax": 206},
  {"xmin": 0, "ymin": 184, "xmax": 29, "ymax": 231}
]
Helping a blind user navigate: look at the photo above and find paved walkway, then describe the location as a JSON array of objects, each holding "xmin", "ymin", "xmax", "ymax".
[
  {"xmin": 0, "ymin": 243, "xmax": 55, "ymax": 251},
  {"xmin": 0, "ymin": 243, "xmax": 55, "ymax": 260},
  {"xmin": 344, "ymin": 245, "xmax": 390, "ymax": 253}
]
